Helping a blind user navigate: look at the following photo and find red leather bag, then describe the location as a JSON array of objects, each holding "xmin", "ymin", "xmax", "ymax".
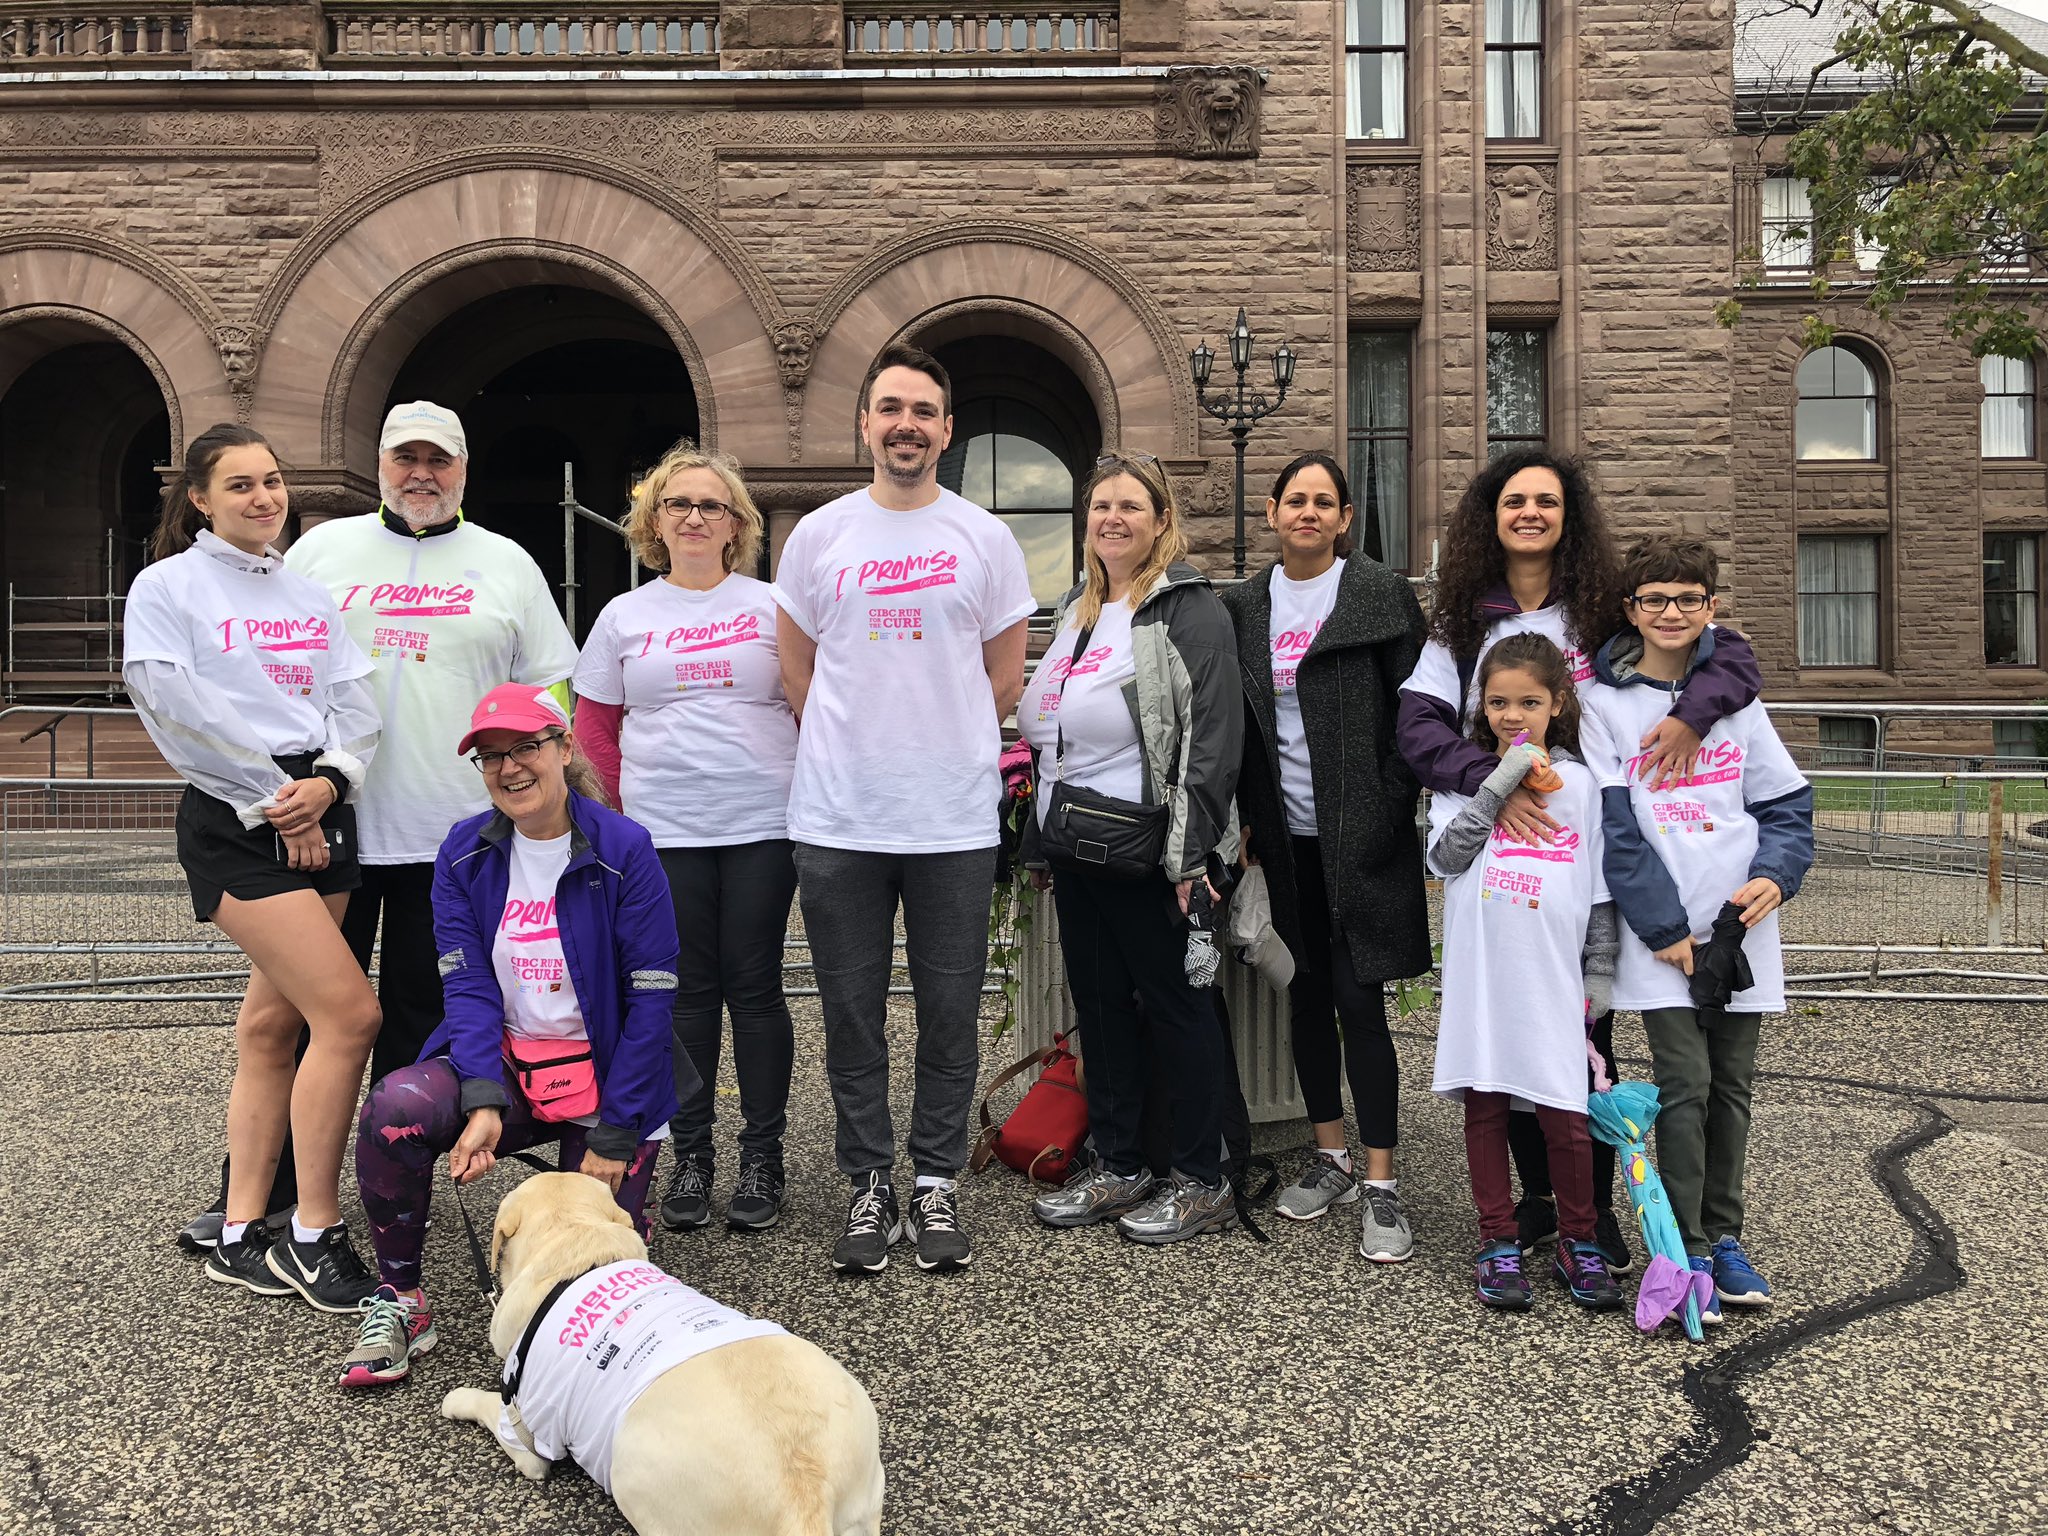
[{"xmin": 969, "ymin": 1030, "xmax": 1088, "ymax": 1185}]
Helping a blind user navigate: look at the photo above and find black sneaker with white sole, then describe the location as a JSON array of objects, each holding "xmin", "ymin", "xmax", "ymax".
[
  {"xmin": 726, "ymin": 1156, "xmax": 785, "ymax": 1232},
  {"xmin": 1592, "ymin": 1207, "xmax": 1636, "ymax": 1275},
  {"xmin": 179, "ymin": 1202, "xmax": 292, "ymax": 1256},
  {"xmin": 265, "ymin": 1223, "xmax": 378, "ymax": 1313},
  {"xmin": 907, "ymin": 1183, "xmax": 973, "ymax": 1272},
  {"xmin": 660, "ymin": 1153, "xmax": 714, "ymax": 1232},
  {"xmin": 203, "ymin": 1223, "xmax": 294, "ymax": 1297},
  {"xmin": 831, "ymin": 1173, "xmax": 901, "ymax": 1275}
]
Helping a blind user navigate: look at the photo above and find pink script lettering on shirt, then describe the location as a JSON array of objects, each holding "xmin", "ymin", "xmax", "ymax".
[
  {"xmin": 832, "ymin": 549, "xmax": 960, "ymax": 601},
  {"xmin": 1624, "ymin": 738, "xmax": 1744, "ymax": 789},
  {"xmin": 338, "ymin": 580, "xmax": 477, "ymax": 618},
  {"xmin": 218, "ymin": 615, "xmax": 330, "ymax": 653},
  {"xmin": 1491, "ymin": 821, "xmax": 1583, "ymax": 863},
  {"xmin": 1046, "ymin": 645, "xmax": 1115, "ymax": 683},
  {"xmin": 637, "ymin": 612, "xmax": 761, "ymax": 656},
  {"xmin": 501, "ymin": 896, "xmax": 559, "ymax": 942}
]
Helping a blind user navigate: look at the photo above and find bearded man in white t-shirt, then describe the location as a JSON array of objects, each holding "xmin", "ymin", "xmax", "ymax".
[
  {"xmin": 287, "ymin": 402, "xmax": 579, "ymax": 1082},
  {"xmin": 772, "ymin": 344, "xmax": 1036, "ymax": 1277}
]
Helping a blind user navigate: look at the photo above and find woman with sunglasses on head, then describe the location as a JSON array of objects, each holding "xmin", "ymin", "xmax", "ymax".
[
  {"xmin": 344, "ymin": 683, "xmax": 688, "ymax": 1389},
  {"xmin": 1220, "ymin": 451, "xmax": 1432, "ymax": 1262},
  {"xmin": 571, "ymin": 446, "xmax": 800, "ymax": 1235},
  {"xmin": 123, "ymin": 423, "xmax": 384, "ymax": 1312}
]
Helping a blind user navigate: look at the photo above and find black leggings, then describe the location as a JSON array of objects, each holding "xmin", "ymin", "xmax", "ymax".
[
  {"xmin": 659, "ymin": 841, "xmax": 798, "ymax": 1163},
  {"xmin": 1508, "ymin": 1009, "xmax": 1618, "ymax": 1211},
  {"xmin": 1286, "ymin": 836, "xmax": 1399, "ymax": 1148}
]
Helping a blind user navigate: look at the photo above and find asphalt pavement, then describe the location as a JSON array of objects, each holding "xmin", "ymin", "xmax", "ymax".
[{"xmin": 0, "ymin": 987, "xmax": 2040, "ymax": 1536}]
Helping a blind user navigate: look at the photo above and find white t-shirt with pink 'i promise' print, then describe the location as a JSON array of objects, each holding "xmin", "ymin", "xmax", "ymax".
[
  {"xmin": 572, "ymin": 574, "xmax": 796, "ymax": 848},
  {"xmin": 771, "ymin": 488, "xmax": 1037, "ymax": 854},
  {"xmin": 1427, "ymin": 757, "xmax": 1608, "ymax": 1114},
  {"xmin": 1269, "ymin": 558, "xmax": 1343, "ymax": 835}
]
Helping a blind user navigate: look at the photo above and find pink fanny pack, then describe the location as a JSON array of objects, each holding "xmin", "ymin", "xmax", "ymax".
[{"xmin": 501, "ymin": 1033, "xmax": 601, "ymax": 1123}]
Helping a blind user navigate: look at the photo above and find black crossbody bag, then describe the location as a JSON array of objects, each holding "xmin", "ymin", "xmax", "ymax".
[{"xmin": 1040, "ymin": 620, "xmax": 1172, "ymax": 882}]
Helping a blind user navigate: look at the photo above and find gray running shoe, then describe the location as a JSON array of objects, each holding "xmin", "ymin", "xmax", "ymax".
[
  {"xmin": 1116, "ymin": 1175, "xmax": 1236, "ymax": 1246},
  {"xmin": 1357, "ymin": 1185, "xmax": 1415, "ymax": 1263},
  {"xmin": 1033, "ymin": 1165, "xmax": 1157, "ymax": 1228},
  {"xmin": 1276, "ymin": 1154, "xmax": 1360, "ymax": 1222}
]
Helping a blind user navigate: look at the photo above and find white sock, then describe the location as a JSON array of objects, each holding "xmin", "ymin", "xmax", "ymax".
[
  {"xmin": 1364, "ymin": 1178, "xmax": 1398, "ymax": 1192},
  {"xmin": 1316, "ymin": 1148, "xmax": 1353, "ymax": 1174},
  {"xmin": 914, "ymin": 1175, "xmax": 956, "ymax": 1194},
  {"xmin": 220, "ymin": 1220, "xmax": 249, "ymax": 1246},
  {"xmin": 290, "ymin": 1215, "xmax": 328, "ymax": 1245}
]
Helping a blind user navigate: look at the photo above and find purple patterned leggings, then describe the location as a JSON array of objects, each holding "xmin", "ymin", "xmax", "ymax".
[{"xmin": 355, "ymin": 1057, "xmax": 662, "ymax": 1293}]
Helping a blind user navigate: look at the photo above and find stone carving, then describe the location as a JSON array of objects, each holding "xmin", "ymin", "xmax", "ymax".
[
  {"xmin": 1164, "ymin": 67, "xmax": 1263, "ymax": 160},
  {"xmin": 771, "ymin": 319, "xmax": 816, "ymax": 389},
  {"xmin": 1347, "ymin": 164, "xmax": 1422, "ymax": 271},
  {"xmin": 1487, "ymin": 164, "xmax": 1557, "ymax": 270},
  {"xmin": 215, "ymin": 324, "xmax": 263, "ymax": 421}
]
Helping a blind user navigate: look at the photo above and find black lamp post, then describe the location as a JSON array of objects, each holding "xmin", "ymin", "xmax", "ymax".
[{"xmin": 1192, "ymin": 308, "xmax": 1295, "ymax": 578}]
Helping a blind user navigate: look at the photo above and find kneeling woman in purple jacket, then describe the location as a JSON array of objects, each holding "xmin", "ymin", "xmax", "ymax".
[{"xmin": 342, "ymin": 682, "xmax": 688, "ymax": 1390}]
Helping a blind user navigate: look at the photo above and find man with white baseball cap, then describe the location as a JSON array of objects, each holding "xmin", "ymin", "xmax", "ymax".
[{"xmin": 286, "ymin": 400, "xmax": 579, "ymax": 1079}]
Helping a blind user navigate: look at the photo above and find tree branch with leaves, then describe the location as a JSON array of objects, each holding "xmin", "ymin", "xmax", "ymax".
[{"xmin": 1723, "ymin": 0, "xmax": 2046, "ymax": 358}]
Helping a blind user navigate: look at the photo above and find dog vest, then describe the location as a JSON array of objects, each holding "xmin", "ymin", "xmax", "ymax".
[{"xmin": 496, "ymin": 1259, "xmax": 787, "ymax": 1494}]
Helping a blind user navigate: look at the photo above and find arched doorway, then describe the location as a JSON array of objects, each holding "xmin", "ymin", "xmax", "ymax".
[
  {"xmin": 0, "ymin": 326, "xmax": 171, "ymax": 693},
  {"xmin": 383, "ymin": 286, "xmax": 699, "ymax": 638},
  {"xmin": 929, "ymin": 335, "xmax": 1101, "ymax": 607}
]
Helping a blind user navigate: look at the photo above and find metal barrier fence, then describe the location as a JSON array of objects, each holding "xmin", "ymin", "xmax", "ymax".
[{"xmin": 7, "ymin": 704, "xmax": 2043, "ymax": 1017}]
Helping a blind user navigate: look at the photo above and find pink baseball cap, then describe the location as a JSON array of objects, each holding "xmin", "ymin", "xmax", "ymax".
[{"xmin": 458, "ymin": 683, "xmax": 570, "ymax": 756}]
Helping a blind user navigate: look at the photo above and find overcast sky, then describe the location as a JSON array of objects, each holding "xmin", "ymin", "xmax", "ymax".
[{"xmin": 1999, "ymin": 0, "xmax": 2048, "ymax": 22}]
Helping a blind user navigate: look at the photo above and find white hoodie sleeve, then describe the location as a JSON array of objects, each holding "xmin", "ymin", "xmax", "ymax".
[{"xmin": 123, "ymin": 655, "xmax": 292, "ymax": 827}]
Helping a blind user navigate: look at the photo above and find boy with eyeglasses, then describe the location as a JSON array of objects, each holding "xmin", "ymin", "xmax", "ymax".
[{"xmin": 1578, "ymin": 535, "xmax": 1813, "ymax": 1319}]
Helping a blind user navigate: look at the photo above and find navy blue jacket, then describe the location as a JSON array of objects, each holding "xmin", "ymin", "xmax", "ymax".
[
  {"xmin": 1591, "ymin": 628, "xmax": 1815, "ymax": 951},
  {"xmin": 424, "ymin": 790, "xmax": 686, "ymax": 1161}
]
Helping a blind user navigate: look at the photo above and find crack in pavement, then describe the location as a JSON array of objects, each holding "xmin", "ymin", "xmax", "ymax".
[{"xmin": 1547, "ymin": 1102, "xmax": 1965, "ymax": 1536}]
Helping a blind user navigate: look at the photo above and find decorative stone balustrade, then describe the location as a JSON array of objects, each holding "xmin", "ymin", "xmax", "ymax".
[
  {"xmin": 0, "ymin": 5, "xmax": 188, "ymax": 64},
  {"xmin": 325, "ymin": 3, "xmax": 718, "ymax": 63},
  {"xmin": 843, "ymin": 4, "xmax": 1116, "ymax": 61}
]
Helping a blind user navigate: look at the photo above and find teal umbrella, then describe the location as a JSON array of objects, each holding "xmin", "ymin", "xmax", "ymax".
[{"xmin": 1587, "ymin": 1079, "xmax": 1713, "ymax": 1341}]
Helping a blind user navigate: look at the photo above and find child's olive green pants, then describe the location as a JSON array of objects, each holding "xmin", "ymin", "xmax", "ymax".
[{"xmin": 1641, "ymin": 1006, "xmax": 1764, "ymax": 1257}]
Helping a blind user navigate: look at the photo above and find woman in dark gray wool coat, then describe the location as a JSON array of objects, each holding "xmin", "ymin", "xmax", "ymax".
[{"xmin": 1221, "ymin": 450, "xmax": 1431, "ymax": 1264}]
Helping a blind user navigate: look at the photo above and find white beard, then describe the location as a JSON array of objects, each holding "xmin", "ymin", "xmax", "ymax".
[{"xmin": 380, "ymin": 472, "xmax": 465, "ymax": 529}]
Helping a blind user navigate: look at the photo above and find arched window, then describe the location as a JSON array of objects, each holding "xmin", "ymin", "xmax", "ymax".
[
  {"xmin": 1982, "ymin": 354, "xmax": 2037, "ymax": 460},
  {"xmin": 932, "ymin": 334, "xmax": 1100, "ymax": 606},
  {"xmin": 1795, "ymin": 346, "xmax": 1879, "ymax": 462}
]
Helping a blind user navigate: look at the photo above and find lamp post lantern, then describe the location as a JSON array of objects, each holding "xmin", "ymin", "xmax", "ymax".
[{"xmin": 1192, "ymin": 308, "xmax": 1294, "ymax": 578}]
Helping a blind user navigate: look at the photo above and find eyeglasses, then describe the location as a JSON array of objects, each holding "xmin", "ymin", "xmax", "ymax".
[
  {"xmin": 470, "ymin": 731, "xmax": 565, "ymax": 773},
  {"xmin": 659, "ymin": 498, "xmax": 732, "ymax": 524},
  {"xmin": 1095, "ymin": 452, "xmax": 1161, "ymax": 468},
  {"xmin": 1626, "ymin": 593, "xmax": 1713, "ymax": 614}
]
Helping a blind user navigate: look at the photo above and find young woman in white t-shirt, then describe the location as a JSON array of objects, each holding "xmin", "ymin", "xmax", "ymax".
[
  {"xmin": 574, "ymin": 446, "xmax": 800, "ymax": 1236},
  {"xmin": 123, "ymin": 424, "xmax": 384, "ymax": 1313},
  {"xmin": 1425, "ymin": 633, "xmax": 1621, "ymax": 1315}
]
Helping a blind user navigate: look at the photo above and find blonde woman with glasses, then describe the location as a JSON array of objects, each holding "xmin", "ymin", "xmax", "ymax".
[
  {"xmin": 572, "ymin": 444, "xmax": 801, "ymax": 1234},
  {"xmin": 1017, "ymin": 452, "xmax": 1245, "ymax": 1246}
]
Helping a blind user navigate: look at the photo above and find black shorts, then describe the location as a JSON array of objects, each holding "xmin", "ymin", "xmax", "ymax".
[{"xmin": 175, "ymin": 768, "xmax": 361, "ymax": 923}]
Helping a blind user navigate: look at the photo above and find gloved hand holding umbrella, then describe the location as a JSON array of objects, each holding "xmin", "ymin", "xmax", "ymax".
[
  {"xmin": 1587, "ymin": 1079, "xmax": 1715, "ymax": 1341},
  {"xmin": 1688, "ymin": 900, "xmax": 1755, "ymax": 1012}
]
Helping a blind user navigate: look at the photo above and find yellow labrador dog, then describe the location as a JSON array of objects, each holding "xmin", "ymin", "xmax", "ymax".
[{"xmin": 441, "ymin": 1173, "xmax": 885, "ymax": 1536}]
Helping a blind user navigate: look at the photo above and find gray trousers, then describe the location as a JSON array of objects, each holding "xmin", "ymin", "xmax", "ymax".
[
  {"xmin": 793, "ymin": 843, "xmax": 993, "ymax": 1181},
  {"xmin": 1641, "ymin": 1006, "xmax": 1764, "ymax": 1256}
]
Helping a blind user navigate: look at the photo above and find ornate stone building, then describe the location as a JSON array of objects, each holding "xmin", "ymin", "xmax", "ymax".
[{"xmin": 0, "ymin": 0, "xmax": 2040, "ymax": 722}]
